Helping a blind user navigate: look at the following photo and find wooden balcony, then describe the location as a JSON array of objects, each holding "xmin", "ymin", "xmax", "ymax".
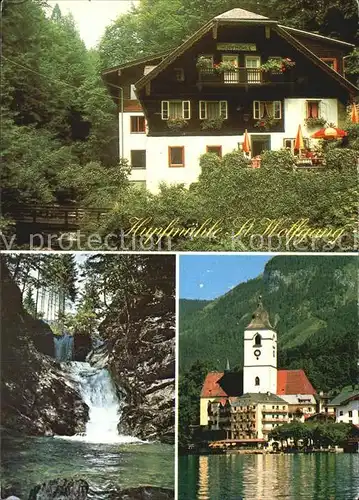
[{"xmin": 198, "ymin": 68, "xmax": 294, "ymax": 86}]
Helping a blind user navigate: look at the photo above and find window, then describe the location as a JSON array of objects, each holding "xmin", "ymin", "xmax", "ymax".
[
  {"xmin": 161, "ymin": 101, "xmax": 191, "ymax": 120},
  {"xmin": 255, "ymin": 376, "xmax": 260, "ymax": 386},
  {"xmin": 349, "ymin": 411, "xmax": 353, "ymax": 417},
  {"xmin": 283, "ymin": 137, "xmax": 310, "ymax": 153},
  {"xmin": 174, "ymin": 68, "xmax": 185, "ymax": 82},
  {"xmin": 254, "ymin": 334, "xmax": 262, "ymax": 346},
  {"xmin": 349, "ymin": 419, "xmax": 353, "ymax": 424},
  {"xmin": 321, "ymin": 58, "xmax": 338, "ymax": 72},
  {"xmin": 199, "ymin": 101, "xmax": 228, "ymax": 120},
  {"xmin": 130, "ymin": 150, "xmax": 146, "ymax": 169},
  {"xmin": 168, "ymin": 146, "xmax": 185, "ymax": 167},
  {"xmin": 306, "ymin": 100, "xmax": 321, "ymax": 119},
  {"xmin": 273, "ymin": 347, "xmax": 275, "ymax": 358},
  {"xmin": 253, "ymin": 101, "xmax": 281, "ymax": 119},
  {"xmin": 206, "ymin": 146, "xmax": 222, "ymax": 157},
  {"xmin": 130, "ymin": 116, "xmax": 146, "ymax": 133},
  {"xmin": 339, "ymin": 410, "xmax": 343, "ymax": 416}
]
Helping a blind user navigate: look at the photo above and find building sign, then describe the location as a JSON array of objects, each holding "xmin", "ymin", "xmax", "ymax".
[{"xmin": 217, "ymin": 43, "xmax": 257, "ymax": 51}]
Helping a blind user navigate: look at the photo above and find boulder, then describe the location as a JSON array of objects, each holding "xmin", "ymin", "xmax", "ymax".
[
  {"xmin": 28, "ymin": 478, "xmax": 88, "ymax": 500},
  {"xmin": 73, "ymin": 334, "xmax": 92, "ymax": 362}
]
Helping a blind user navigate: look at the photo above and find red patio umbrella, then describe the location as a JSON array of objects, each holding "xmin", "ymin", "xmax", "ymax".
[
  {"xmin": 311, "ymin": 127, "xmax": 347, "ymax": 139},
  {"xmin": 242, "ymin": 129, "xmax": 251, "ymax": 153}
]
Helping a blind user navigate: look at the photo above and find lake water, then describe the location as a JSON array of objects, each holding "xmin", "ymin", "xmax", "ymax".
[
  {"xmin": 179, "ymin": 453, "xmax": 359, "ymax": 499},
  {"xmin": 1, "ymin": 436, "xmax": 174, "ymax": 498}
]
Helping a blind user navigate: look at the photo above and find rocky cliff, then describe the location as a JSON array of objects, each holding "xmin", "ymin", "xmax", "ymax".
[
  {"xmin": 1, "ymin": 259, "xmax": 89, "ymax": 436},
  {"xmin": 100, "ymin": 292, "xmax": 175, "ymax": 443}
]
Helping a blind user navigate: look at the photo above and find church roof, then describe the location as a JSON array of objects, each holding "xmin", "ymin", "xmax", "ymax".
[
  {"xmin": 246, "ymin": 297, "xmax": 273, "ymax": 330},
  {"xmin": 201, "ymin": 372, "xmax": 227, "ymax": 397},
  {"xmin": 215, "ymin": 8, "xmax": 269, "ymax": 21},
  {"xmin": 201, "ymin": 371, "xmax": 243, "ymax": 398},
  {"xmin": 277, "ymin": 369, "xmax": 316, "ymax": 396}
]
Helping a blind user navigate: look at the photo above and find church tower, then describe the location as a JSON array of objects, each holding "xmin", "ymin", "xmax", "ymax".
[{"xmin": 243, "ymin": 297, "xmax": 277, "ymax": 394}]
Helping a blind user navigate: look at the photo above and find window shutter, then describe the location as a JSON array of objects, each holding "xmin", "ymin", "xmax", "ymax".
[
  {"xmin": 274, "ymin": 101, "xmax": 281, "ymax": 119},
  {"xmin": 182, "ymin": 101, "xmax": 191, "ymax": 119},
  {"xmin": 253, "ymin": 101, "xmax": 260, "ymax": 119},
  {"xmin": 199, "ymin": 101, "xmax": 207, "ymax": 119},
  {"xmin": 161, "ymin": 101, "xmax": 169, "ymax": 120},
  {"xmin": 219, "ymin": 101, "xmax": 228, "ymax": 119}
]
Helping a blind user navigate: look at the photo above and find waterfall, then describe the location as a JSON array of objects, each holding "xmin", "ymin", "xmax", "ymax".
[
  {"xmin": 57, "ymin": 362, "xmax": 141, "ymax": 444},
  {"xmin": 53, "ymin": 334, "xmax": 74, "ymax": 361}
]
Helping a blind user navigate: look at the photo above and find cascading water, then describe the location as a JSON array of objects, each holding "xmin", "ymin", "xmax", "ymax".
[
  {"xmin": 53, "ymin": 333, "xmax": 74, "ymax": 362},
  {"xmin": 57, "ymin": 361, "xmax": 141, "ymax": 444}
]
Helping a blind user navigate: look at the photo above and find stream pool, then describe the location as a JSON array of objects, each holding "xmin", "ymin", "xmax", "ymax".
[{"xmin": 1, "ymin": 436, "xmax": 174, "ymax": 498}]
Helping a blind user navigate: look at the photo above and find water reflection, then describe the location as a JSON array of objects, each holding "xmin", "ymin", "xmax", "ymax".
[
  {"xmin": 181, "ymin": 453, "xmax": 359, "ymax": 500},
  {"xmin": 198, "ymin": 456, "xmax": 209, "ymax": 500}
]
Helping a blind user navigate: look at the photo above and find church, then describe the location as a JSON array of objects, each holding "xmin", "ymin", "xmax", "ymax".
[{"xmin": 200, "ymin": 299, "xmax": 317, "ymax": 441}]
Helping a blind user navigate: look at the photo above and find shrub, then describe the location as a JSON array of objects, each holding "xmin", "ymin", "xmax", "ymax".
[
  {"xmin": 222, "ymin": 150, "xmax": 249, "ymax": 169},
  {"xmin": 261, "ymin": 149, "xmax": 296, "ymax": 170},
  {"xmin": 325, "ymin": 148, "xmax": 358, "ymax": 171}
]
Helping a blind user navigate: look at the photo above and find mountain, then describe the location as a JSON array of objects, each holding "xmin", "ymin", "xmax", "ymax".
[{"xmin": 179, "ymin": 256, "xmax": 358, "ymax": 392}]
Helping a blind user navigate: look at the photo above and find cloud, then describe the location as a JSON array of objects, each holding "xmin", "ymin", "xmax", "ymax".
[
  {"xmin": 199, "ymin": 283, "xmax": 204, "ymax": 288},
  {"xmin": 206, "ymin": 269, "xmax": 213, "ymax": 273}
]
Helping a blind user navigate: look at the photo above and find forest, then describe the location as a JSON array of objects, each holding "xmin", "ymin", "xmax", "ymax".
[
  {"xmin": 1, "ymin": 0, "xmax": 358, "ymax": 250},
  {"xmin": 178, "ymin": 255, "xmax": 358, "ymax": 447}
]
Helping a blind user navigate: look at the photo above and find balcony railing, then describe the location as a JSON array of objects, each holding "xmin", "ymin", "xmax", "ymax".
[{"xmin": 198, "ymin": 68, "xmax": 294, "ymax": 85}]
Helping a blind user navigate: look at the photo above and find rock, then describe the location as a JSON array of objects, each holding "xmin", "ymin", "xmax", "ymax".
[
  {"xmin": 109, "ymin": 487, "xmax": 174, "ymax": 500},
  {"xmin": 0, "ymin": 260, "xmax": 89, "ymax": 436},
  {"xmin": 28, "ymin": 478, "xmax": 88, "ymax": 500},
  {"xmin": 100, "ymin": 291, "xmax": 175, "ymax": 444},
  {"xmin": 73, "ymin": 334, "xmax": 92, "ymax": 362}
]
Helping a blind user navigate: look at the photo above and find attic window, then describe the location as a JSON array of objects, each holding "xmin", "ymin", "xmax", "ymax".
[
  {"xmin": 321, "ymin": 58, "xmax": 338, "ymax": 72},
  {"xmin": 174, "ymin": 68, "xmax": 185, "ymax": 82}
]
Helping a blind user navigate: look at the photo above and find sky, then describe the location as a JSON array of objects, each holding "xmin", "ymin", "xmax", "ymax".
[
  {"xmin": 47, "ymin": 0, "xmax": 139, "ymax": 48},
  {"xmin": 179, "ymin": 255, "xmax": 272, "ymax": 300}
]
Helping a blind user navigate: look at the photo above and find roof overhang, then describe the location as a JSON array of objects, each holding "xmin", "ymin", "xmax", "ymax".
[
  {"xmin": 275, "ymin": 25, "xmax": 358, "ymax": 94},
  {"xmin": 279, "ymin": 25, "xmax": 355, "ymax": 48}
]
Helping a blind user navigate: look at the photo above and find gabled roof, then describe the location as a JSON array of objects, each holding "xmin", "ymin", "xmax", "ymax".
[
  {"xmin": 280, "ymin": 25, "xmax": 355, "ymax": 48},
  {"xmin": 215, "ymin": 8, "xmax": 269, "ymax": 21},
  {"xmin": 201, "ymin": 372, "xmax": 227, "ymax": 397},
  {"xmin": 330, "ymin": 385, "xmax": 359, "ymax": 406},
  {"xmin": 201, "ymin": 371, "xmax": 243, "ymax": 398},
  {"xmin": 135, "ymin": 10, "xmax": 358, "ymax": 94},
  {"xmin": 102, "ymin": 51, "xmax": 170, "ymax": 76},
  {"xmin": 277, "ymin": 369, "xmax": 316, "ymax": 396}
]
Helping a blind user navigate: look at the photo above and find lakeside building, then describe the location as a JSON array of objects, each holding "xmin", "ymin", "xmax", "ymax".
[
  {"xmin": 102, "ymin": 8, "xmax": 357, "ymax": 192},
  {"xmin": 200, "ymin": 299, "xmax": 317, "ymax": 442},
  {"xmin": 330, "ymin": 386, "xmax": 359, "ymax": 425}
]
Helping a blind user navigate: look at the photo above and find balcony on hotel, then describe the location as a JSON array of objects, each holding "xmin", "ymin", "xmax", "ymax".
[{"xmin": 197, "ymin": 67, "xmax": 295, "ymax": 86}]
